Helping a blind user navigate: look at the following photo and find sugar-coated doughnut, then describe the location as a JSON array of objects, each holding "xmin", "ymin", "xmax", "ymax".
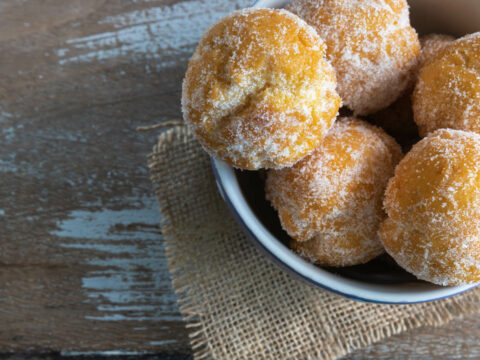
[
  {"xmin": 182, "ymin": 8, "xmax": 341, "ymax": 170},
  {"xmin": 287, "ymin": 0, "xmax": 420, "ymax": 115},
  {"xmin": 413, "ymin": 33, "xmax": 480, "ymax": 137},
  {"xmin": 266, "ymin": 117, "xmax": 402, "ymax": 267},
  {"xmin": 380, "ymin": 129, "xmax": 480, "ymax": 285}
]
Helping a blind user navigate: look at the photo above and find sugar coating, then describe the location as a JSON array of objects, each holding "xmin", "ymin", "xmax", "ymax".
[
  {"xmin": 380, "ymin": 129, "xmax": 480, "ymax": 285},
  {"xmin": 181, "ymin": 8, "xmax": 341, "ymax": 170},
  {"xmin": 287, "ymin": 0, "xmax": 420, "ymax": 116},
  {"xmin": 418, "ymin": 33, "xmax": 455, "ymax": 69},
  {"xmin": 266, "ymin": 117, "xmax": 402, "ymax": 267},
  {"xmin": 413, "ymin": 32, "xmax": 480, "ymax": 137}
]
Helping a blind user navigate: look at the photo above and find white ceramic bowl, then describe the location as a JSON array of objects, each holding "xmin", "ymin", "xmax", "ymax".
[{"xmin": 211, "ymin": 0, "xmax": 480, "ymax": 303}]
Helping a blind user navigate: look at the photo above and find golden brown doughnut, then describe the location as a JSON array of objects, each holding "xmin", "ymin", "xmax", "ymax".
[
  {"xmin": 182, "ymin": 8, "xmax": 341, "ymax": 170},
  {"xmin": 413, "ymin": 33, "xmax": 480, "ymax": 137},
  {"xmin": 266, "ymin": 117, "xmax": 402, "ymax": 266},
  {"xmin": 380, "ymin": 129, "xmax": 480, "ymax": 285},
  {"xmin": 287, "ymin": 0, "xmax": 420, "ymax": 115}
]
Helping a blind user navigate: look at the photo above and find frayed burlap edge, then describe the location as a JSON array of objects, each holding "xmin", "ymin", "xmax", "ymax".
[
  {"xmin": 149, "ymin": 126, "xmax": 480, "ymax": 360},
  {"xmin": 148, "ymin": 126, "xmax": 212, "ymax": 357}
]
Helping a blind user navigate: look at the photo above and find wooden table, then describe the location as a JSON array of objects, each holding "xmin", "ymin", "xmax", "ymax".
[{"xmin": 1, "ymin": 0, "xmax": 480, "ymax": 358}]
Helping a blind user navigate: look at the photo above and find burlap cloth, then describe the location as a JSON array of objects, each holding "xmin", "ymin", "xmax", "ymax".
[{"xmin": 148, "ymin": 125, "xmax": 480, "ymax": 360}]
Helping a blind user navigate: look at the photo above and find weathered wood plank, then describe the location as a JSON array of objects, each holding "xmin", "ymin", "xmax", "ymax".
[
  {"xmin": 344, "ymin": 314, "xmax": 480, "ymax": 359},
  {"xmin": 0, "ymin": 0, "xmax": 249, "ymax": 352}
]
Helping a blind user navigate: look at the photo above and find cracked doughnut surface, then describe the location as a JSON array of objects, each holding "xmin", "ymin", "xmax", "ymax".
[
  {"xmin": 182, "ymin": 8, "xmax": 341, "ymax": 170},
  {"xmin": 287, "ymin": 0, "xmax": 420, "ymax": 115},
  {"xmin": 266, "ymin": 118, "xmax": 402, "ymax": 267},
  {"xmin": 413, "ymin": 33, "xmax": 480, "ymax": 137},
  {"xmin": 380, "ymin": 129, "xmax": 480, "ymax": 285}
]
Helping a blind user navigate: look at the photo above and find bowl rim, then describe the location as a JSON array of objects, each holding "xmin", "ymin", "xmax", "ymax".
[{"xmin": 211, "ymin": 158, "xmax": 479, "ymax": 303}]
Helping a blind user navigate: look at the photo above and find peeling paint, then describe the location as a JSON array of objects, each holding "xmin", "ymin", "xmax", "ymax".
[
  {"xmin": 53, "ymin": 195, "xmax": 181, "ymax": 322},
  {"xmin": 56, "ymin": 0, "xmax": 249, "ymax": 67},
  {"xmin": 0, "ymin": 111, "xmax": 13, "ymax": 122}
]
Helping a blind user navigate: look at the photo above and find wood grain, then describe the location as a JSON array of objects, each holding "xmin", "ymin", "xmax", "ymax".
[
  {"xmin": 344, "ymin": 314, "xmax": 480, "ymax": 359},
  {"xmin": 1, "ymin": 0, "xmax": 480, "ymax": 357},
  {"xmin": 0, "ymin": 0, "xmax": 248, "ymax": 353}
]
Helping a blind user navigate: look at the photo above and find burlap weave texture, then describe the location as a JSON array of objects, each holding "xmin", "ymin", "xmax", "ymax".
[{"xmin": 148, "ymin": 125, "xmax": 480, "ymax": 360}]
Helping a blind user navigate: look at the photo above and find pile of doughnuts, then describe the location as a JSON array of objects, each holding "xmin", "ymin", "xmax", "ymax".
[{"xmin": 182, "ymin": 0, "xmax": 480, "ymax": 286}]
